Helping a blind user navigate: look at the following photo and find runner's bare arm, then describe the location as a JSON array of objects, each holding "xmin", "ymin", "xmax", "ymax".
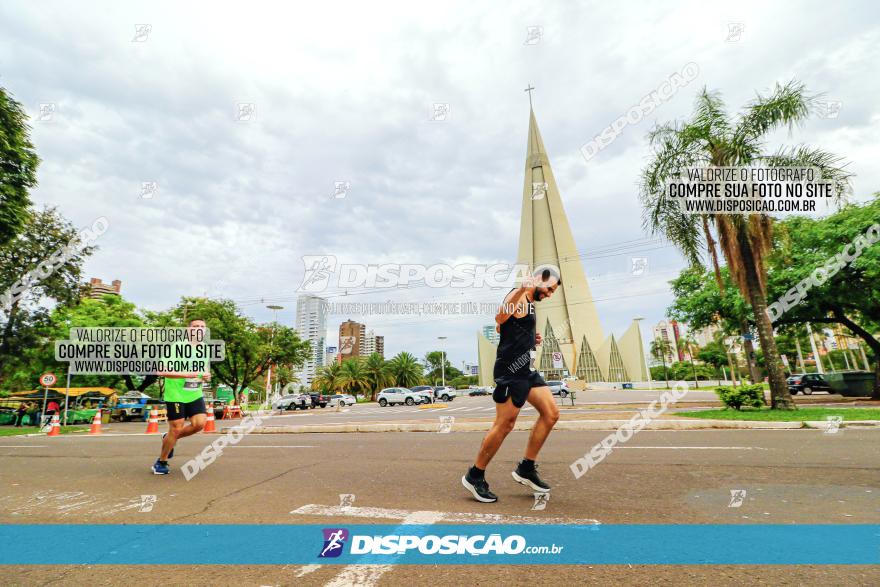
[{"xmin": 495, "ymin": 283, "xmax": 533, "ymax": 325}]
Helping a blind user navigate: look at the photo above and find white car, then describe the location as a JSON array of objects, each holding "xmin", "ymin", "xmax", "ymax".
[
  {"xmin": 432, "ymin": 386, "xmax": 457, "ymax": 401},
  {"xmin": 327, "ymin": 394, "xmax": 356, "ymax": 407},
  {"xmin": 377, "ymin": 387, "xmax": 427, "ymax": 407},
  {"xmin": 272, "ymin": 394, "xmax": 309, "ymax": 410}
]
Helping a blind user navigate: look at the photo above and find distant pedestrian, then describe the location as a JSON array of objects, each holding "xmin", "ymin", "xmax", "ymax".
[{"xmin": 14, "ymin": 403, "xmax": 27, "ymax": 427}]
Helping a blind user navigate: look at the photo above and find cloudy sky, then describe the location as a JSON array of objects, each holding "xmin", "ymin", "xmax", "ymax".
[{"xmin": 2, "ymin": 0, "xmax": 878, "ymax": 368}]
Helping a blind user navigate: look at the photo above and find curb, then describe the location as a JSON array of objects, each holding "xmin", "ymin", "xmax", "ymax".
[{"xmin": 241, "ymin": 419, "xmax": 880, "ymax": 434}]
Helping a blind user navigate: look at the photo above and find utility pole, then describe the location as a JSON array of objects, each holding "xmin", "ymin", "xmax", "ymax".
[
  {"xmin": 806, "ymin": 322, "xmax": 824, "ymax": 374},
  {"xmin": 438, "ymin": 336, "xmax": 447, "ymax": 387},
  {"xmin": 794, "ymin": 335, "xmax": 807, "ymax": 373}
]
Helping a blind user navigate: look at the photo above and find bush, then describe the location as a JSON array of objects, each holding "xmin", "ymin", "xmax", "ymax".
[{"xmin": 715, "ymin": 384, "xmax": 765, "ymax": 410}]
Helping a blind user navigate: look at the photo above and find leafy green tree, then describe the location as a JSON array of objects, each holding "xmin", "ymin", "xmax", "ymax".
[
  {"xmin": 0, "ymin": 87, "xmax": 40, "ymax": 247},
  {"xmin": 165, "ymin": 297, "xmax": 311, "ymax": 398},
  {"xmin": 0, "ymin": 208, "xmax": 97, "ymax": 366},
  {"xmin": 423, "ymin": 350, "xmax": 462, "ymax": 385},
  {"xmin": 765, "ymin": 195, "xmax": 880, "ymax": 396},
  {"xmin": 388, "ymin": 352, "xmax": 423, "ymax": 388},
  {"xmin": 641, "ymin": 81, "xmax": 852, "ymax": 408}
]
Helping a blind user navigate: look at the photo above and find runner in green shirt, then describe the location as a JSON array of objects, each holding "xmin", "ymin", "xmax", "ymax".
[{"xmin": 151, "ymin": 318, "xmax": 211, "ymax": 475}]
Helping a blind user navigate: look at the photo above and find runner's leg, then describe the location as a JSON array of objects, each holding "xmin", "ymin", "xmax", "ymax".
[
  {"xmin": 474, "ymin": 399, "xmax": 521, "ymax": 469},
  {"xmin": 523, "ymin": 386, "xmax": 559, "ymax": 461},
  {"xmin": 160, "ymin": 418, "xmax": 185, "ymax": 460}
]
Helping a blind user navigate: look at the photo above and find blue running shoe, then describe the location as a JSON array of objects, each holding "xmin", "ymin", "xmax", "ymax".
[{"xmin": 151, "ymin": 459, "xmax": 169, "ymax": 475}]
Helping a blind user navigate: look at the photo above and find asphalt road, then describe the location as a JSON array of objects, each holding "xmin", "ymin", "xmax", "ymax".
[{"xmin": 2, "ymin": 426, "xmax": 878, "ymax": 585}]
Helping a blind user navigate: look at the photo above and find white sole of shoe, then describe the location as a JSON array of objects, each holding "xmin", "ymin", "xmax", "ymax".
[
  {"xmin": 511, "ymin": 470, "xmax": 550, "ymax": 493},
  {"xmin": 461, "ymin": 475, "xmax": 497, "ymax": 503}
]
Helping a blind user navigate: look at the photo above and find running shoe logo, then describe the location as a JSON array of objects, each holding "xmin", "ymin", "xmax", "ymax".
[{"xmin": 319, "ymin": 528, "xmax": 349, "ymax": 558}]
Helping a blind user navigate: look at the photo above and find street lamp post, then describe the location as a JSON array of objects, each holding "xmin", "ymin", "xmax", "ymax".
[
  {"xmin": 438, "ymin": 336, "xmax": 447, "ymax": 387},
  {"xmin": 266, "ymin": 305, "xmax": 284, "ymax": 406},
  {"xmin": 633, "ymin": 317, "xmax": 653, "ymax": 391}
]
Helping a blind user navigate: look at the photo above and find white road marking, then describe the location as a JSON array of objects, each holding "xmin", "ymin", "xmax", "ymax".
[
  {"xmin": 291, "ymin": 504, "xmax": 600, "ymax": 526},
  {"xmin": 295, "ymin": 564, "xmax": 322, "ymax": 577},
  {"xmin": 615, "ymin": 446, "xmax": 768, "ymax": 450},
  {"xmin": 227, "ymin": 445, "xmax": 316, "ymax": 448}
]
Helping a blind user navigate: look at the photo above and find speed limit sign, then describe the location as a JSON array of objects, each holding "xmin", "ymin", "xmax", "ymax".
[{"xmin": 39, "ymin": 372, "xmax": 57, "ymax": 387}]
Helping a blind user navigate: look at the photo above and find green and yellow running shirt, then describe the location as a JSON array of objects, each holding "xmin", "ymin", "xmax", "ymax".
[{"xmin": 163, "ymin": 342, "xmax": 207, "ymax": 403}]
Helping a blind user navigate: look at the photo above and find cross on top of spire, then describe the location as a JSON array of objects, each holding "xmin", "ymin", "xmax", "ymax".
[{"xmin": 524, "ymin": 84, "xmax": 535, "ymax": 108}]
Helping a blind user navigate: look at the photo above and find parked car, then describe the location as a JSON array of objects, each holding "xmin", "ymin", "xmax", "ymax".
[
  {"xmin": 308, "ymin": 393, "xmax": 328, "ymax": 408},
  {"xmin": 546, "ymin": 380, "xmax": 570, "ymax": 398},
  {"xmin": 272, "ymin": 393, "xmax": 310, "ymax": 410},
  {"xmin": 432, "ymin": 386, "xmax": 457, "ymax": 401},
  {"xmin": 410, "ymin": 385, "xmax": 435, "ymax": 404},
  {"xmin": 468, "ymin": 387, "xmax": 490, "ymax": 396},
  {"xmin": 378, "ymin": 388, "xmax": 427, "ymax": 406},
  {"xmin": 327, "ymin": 394, "xmax": 356, "ymax": 407},
  {"xmin": 787, "ymin": 373, "xmax": 832, "ymax": 395}
]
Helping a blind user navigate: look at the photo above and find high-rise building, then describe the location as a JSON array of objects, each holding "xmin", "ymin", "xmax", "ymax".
[
  {"xmin": 652, "ymin": 320, "xmax": 680, "ymax": 366},
  {"xmin": 295, "ymin": 294, "xmax": 327, "ymax": 388},
  {"xmin": 363, "ymin": 329, "xmax": 385, "ymax": 358},
  {"xmin": 339, "ymin": 319, "xmax": 366, "ymax": 360},
  {"xmin": 478, "ymin": 102, "xmax": 647, "ymax": 384},
  {"xmin": 481, "ymin": 324, "xmax": 500, "ymax": 345},
  {"xmin": 85, "ymin": 278, "xmax": 121, "ymax": 300}
]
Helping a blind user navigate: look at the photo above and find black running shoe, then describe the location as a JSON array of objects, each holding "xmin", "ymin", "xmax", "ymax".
[
  {"xmin": 461, "ymin": 472, "xmax": 498, "ymax": 503},
  {"xmin": 163, "ymin": 432, "xmax": 174, "ymax": 459},
  {"xmin": 512, "ymin": 462, "xmax": 550, "ymax": 493}
]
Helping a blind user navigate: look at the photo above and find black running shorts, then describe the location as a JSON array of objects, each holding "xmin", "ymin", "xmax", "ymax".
[
  {"xmin": 165, "ymin": 397, "xmax": 208, "ymax": 421},
  {"xmin": 492, "ymin": 371, "xmax": 547, "ymax": 408}
]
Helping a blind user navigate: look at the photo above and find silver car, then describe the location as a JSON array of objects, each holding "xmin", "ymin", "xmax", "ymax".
[
  {"xmin": 546, "ymin": 380, "xmax": 570, "ymax": 398},
  {"xmin": 328, "ymin": 394, "xmax": 356, "ymax": 407},
  {"xmin": 378, "ymin": 387, "xmax": 426, "ymax": 407},
  {"xmin": 272, "ymin": 393, "xmax": 309, "ymax": 410}
]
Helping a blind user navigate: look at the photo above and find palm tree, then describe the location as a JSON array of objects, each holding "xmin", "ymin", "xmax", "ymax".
[
  {"xmin": 363, "ymin": 352, "xmax": 392, "ymax": 401},
  {"xmin": 640, "ymin": 81, "xmax": 852, "ymax": 409},
  {"xmin": 387, "ymin": 352, "xmax": 424, "ymax": 388},
  {"xmin": 677, "ymin": 334, "xmax": 700, "ymax": 389},
  {"xmin": 313, "ymin": 362, "xmax": 344, "ymax": 394},
  {"xmin": 650, "ymin": 338, "xmax": 672, "ymax": 388},
  {"xmin": 339, "ymin": 358, "xmax": 370, "ymax": 398}
]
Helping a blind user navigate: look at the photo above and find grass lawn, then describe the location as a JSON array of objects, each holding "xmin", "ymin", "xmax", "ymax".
[
  {"xmin": 676, "ymin": 407, "xmax": 880, "ymax": 421},
  {"xmin": 0, "ymin": 425, "xmax": 88, "ymax": 437}
]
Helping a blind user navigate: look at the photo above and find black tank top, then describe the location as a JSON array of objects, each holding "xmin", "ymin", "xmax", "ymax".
[{"xmin": 493, "ymin": 293, "xmax": 536, "ymax": 379}]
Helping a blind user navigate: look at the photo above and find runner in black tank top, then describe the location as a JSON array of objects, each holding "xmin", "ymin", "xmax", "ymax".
[{"xmin": 462, "ymin": 267, "xmax": 562, "ymax": 503}]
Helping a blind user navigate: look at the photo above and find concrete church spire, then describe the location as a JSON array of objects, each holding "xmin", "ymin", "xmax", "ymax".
[{"xmin": 517, "ymin": 104, "xmax": 606, "ymax": 380}]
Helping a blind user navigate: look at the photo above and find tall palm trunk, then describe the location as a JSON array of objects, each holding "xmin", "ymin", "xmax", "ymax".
[
  {"xmin": 740, "ymin": 320, "xmax": 761, "ymax": 384},
  {"xmin": 703, "ymin": 217, "xmax": 758, "ymax": 384},
  {"xmin": 738, "ymin": 232, "xmax": 794, "ymax": 409}
]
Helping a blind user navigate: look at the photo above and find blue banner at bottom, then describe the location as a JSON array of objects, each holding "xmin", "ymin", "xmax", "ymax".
[{"xmin": 1, "ymin": 524, "xmax": 877, "ymax": 565}]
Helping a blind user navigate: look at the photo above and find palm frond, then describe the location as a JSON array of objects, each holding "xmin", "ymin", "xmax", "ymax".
[
  {"xmin": 756, "ymin": 144, "xmax": 854, "ymax": 202},
  {"xmin": 732, "ymin": 80, "xmax": 816, "ymax": 163}
]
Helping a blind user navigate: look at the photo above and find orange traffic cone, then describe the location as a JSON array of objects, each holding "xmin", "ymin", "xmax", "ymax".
[
  {"xmin": 203, "ymin": 409, "xmax": 216, "ymax": 433},
  {"xmin": 47, "ymin": 414, "xmax": 61, "ymax": 437},
  {"xmin": 89, "ymin": 409, "xmax": 102, "ymax": 435},
  {"xmin": 145, "ymin": 409, "xmax": 159, "ymax": 434}
]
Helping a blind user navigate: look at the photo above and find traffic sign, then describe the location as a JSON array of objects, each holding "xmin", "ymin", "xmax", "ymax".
[{"xmin": 39, "ymin": 372, "xmax": 57, "ymax": 387}]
